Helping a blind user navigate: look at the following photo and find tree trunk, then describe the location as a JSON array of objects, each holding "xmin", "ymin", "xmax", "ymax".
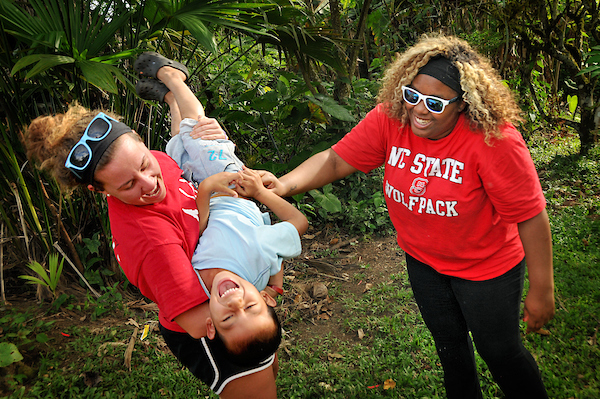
[
  {"xmin": 333, "ymin": 0, "xmax": 373, "ymax": 104},
  {"xmin": 578, "ymin": 100, "xmax": 597, "ymax": 155}
]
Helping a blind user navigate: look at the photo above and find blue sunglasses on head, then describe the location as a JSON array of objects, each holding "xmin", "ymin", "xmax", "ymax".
[
  {"xmin": 401, "ymin": 86, "xmax": 460, "ymax": 114},
  {"xmin": 65, "ymin": 112, "xmax": 129, "ymax": 181}
]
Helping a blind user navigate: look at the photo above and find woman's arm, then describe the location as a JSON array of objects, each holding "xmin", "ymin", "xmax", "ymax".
[
  {"xmin": 173, "ymin": 303, "xmax": 211, "ymax": 339},
  {"xmin": 263, "ymin": 148, "xmax": 358, "ymax": 197},
  {"xmin": 190, "ymin": 117, "xmax": 228, "ymax": 140},
  {"xmin": 518, "ymin": 208, "xmax": 555, "ymax": 333},
  {"xmin": 219, "ymin": 366, "xmax": 277, "ymax": 399}
]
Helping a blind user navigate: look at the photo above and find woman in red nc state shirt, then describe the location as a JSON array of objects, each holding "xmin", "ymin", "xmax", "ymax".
[{"xmin": 260, "ymin": 34, "xmax": 555, "ymax": 399}]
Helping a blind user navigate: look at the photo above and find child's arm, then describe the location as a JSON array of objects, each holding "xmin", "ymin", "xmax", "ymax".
[
  {"xmin": 235, "ymin": 167, "xmax": 309, "ymax": 236},
  {"xmin": 195, "ymin": 172, "xmax": 240, "ymax": 233},
  {"xmin": 237, "ymin": 167, "xmax": 308, "ymax": 299},
  {"xmin": 264, "ymin": 268, "xmax": 284, "ymax": 299}
]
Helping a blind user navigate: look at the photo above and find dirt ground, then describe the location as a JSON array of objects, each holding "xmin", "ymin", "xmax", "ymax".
[
  {"xmin": 278, "ymin": 228, "xmax": 404, "ymax": 342},
  {"xmin": 0, "ymin": 229, "xmax": 404, "ymax": 392}
]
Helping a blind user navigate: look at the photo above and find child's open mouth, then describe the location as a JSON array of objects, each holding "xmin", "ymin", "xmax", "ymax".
[{"xmin": 218, "ymin": 279, "xmax": 240, "ymax": 297}]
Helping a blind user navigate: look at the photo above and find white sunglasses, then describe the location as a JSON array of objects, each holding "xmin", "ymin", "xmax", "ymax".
[{"xmin": 401, "ymin": 86, "xmax": 460, "ymax": 114}]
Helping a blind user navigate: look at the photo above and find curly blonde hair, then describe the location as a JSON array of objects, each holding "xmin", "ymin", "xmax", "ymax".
[
  {"xmin": 377, "ymin": 33, "xmax": 523, "ymax": 143},
  {"xmin": 24, "ymin": 103, "xmax": 139, "ymax": 192}
]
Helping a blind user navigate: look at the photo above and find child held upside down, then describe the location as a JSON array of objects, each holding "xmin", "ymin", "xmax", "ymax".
[
  {"xmin": 191, "ymin": 166, "xmax": 307, "ymax": 365},
  {"xmin": 135, "ymin": 51, "xmax": 309, "ymax": 366}
]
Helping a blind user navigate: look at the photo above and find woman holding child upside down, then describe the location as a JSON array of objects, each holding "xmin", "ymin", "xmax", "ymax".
[
  {"xmin": 23, "ymin": 52, "xmax": 304, "ymax": 398},
  {"xmin": 259, "ymin": 34, "xmax": 555, "ymax": 398}
]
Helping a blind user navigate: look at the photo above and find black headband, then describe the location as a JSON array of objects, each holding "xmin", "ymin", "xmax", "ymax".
[{"xmin": 417, "ymin": 56, "xmax": 463, "ymax": 95}]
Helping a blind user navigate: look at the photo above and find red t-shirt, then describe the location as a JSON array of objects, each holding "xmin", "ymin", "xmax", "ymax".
[
  {"xmin": 108, "ymin": 151, "xmax": 207, "ymax": 332},
  {"xmin": 333, "ymin": 104, "xmax": 546, "ymax": 280}
]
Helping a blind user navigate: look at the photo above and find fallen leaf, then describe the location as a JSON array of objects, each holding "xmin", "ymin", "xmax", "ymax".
[
  {"xmin": 363, "ymin": 283, "xmax": 373, "ymax": 292},
  {"xmin": 327, "ymin": 352, "xmax": 344, "ymax": 361},
  {"xmin": 126, "ymin": 318, "xmax": 139, "ymax": 328},
  {"xmin": 329, "ymin": 238, "xmax": 339, "ymax": 245},
  {"xmin": 124, "ymin": 327, "xmax": 139, "ymax": 371},
  {"xmin": 384, "ymin": 378, "xmax": 396, "ymax": 390},
  {"xmin": 358, "ymin": 329, "xmax": 365, "ymax": 339}
]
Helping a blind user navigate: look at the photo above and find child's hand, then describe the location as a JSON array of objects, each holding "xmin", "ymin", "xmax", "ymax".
[
  {"xmin": 190, "ymin": 117, "xmax": 227, "ymax": 140},
  {"xmin": 235, "ymin": 167, "xmax": 266, "ymax": 198},
  {"xmin": 198, "ymin": 172, "xmax": 239, "ymax": 198}
]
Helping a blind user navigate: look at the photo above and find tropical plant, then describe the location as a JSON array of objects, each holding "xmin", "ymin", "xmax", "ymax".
[
  {"xmin": 19, "ymin": 253, "xmax": 64, "ymax": 299},
  {"xmin": 0, "ymin": 0, "xmax": 349, "ymax": 291},
  {"xmin": 461, "ymin": 0, "xmax": 600, "ymax": 155}
]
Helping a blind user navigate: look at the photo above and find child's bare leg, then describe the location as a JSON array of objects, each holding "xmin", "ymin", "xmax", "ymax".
[
  {"xmin": 164, "ymin": 91, "xmax": 182, "ymax": 137},
  {"xmin": 155, "ymin": 67, "xmax": 205, "ymax": 121}
]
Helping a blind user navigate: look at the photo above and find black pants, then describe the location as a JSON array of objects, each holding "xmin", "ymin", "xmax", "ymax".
[{"xmin": 406, "ymin": 254, "xmax": 548, "ymax": 399}]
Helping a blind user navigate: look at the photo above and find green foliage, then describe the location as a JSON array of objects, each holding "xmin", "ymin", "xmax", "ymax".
[
  {"xmin": 75, "ymin": 232, "xmax": 113, "ymax": 288},
  {"xmin": 202, "ymin": 62, "xmax": 348, "ymax": 168},
  {"xmin": 0, "ymin": 0, "xmax": 350, "ymax": 292},
  {"xmin": 85, "ymin": 282, "xmax": 125, "ymax": 321},
  {"xmin": 579, "ymin": 45, "xmax": 600, "ymax": 78},
  {"xmin": 307, "ymin": 94, "xmax": 356, "ymax": 122},
  {"xmin": 19, "ymin": 253, "xmax": 64, "ymax": 298},
  {"xmin": 0, "ymin": 306, "xmax": 55, "ymax": 375},
  {"xmin": 526, "ymin": 133, "xmax": 600, "ymax": 397},
  {"xmin": 308, "ymin": 184, "xmax": 343, "ymax": 217},
  {"xmin": 303, "ymin": 168, "xmax": 394, "ymax": 235},
  {"xmin": 302, "ymin": 171, "xmax": 392, "ymax": 235},
  {"xmin": 345, "ymin": 190, "xmax": 390, "ymax": 234},
  {"xmin": 0, "ymin": 123, "xmax": 51, "ymax": 260},
  {"xmin": 0, "ymin": 343, "xmax": 23, "ymax": 368},
  {"xmin": 2, "ymin": 0, "xmax": 134, "ymax": 94}
]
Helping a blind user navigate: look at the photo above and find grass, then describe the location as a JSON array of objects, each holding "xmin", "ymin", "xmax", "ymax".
[
  {"xmin": 0, "ymin": 307, "xmax": 216, "ymax": 398},
  {"xmin": 1, "ymin": 133, "xmax": 599, "ymax": 398}
]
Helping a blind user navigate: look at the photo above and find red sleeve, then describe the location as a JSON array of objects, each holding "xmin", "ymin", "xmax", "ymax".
[
  {"xmin": 333, "ymin": 105, "xmax": 394, "ymax": 173},
  {"xmin": 478, "ymin": 125, "xmax": 546, "ymax": 224},
  {"xmin": 138, "ymin": 243, "xmax": 208, "ymax": 324}
]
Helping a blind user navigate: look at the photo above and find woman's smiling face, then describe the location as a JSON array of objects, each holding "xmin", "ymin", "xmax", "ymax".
[
  {"xmin": 404, "ymin": 73, "xmax": 465, "ymax": 140},
  {"xmin": 92, "ymin": 134, "xmax": 166, "ymax": 206}
]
